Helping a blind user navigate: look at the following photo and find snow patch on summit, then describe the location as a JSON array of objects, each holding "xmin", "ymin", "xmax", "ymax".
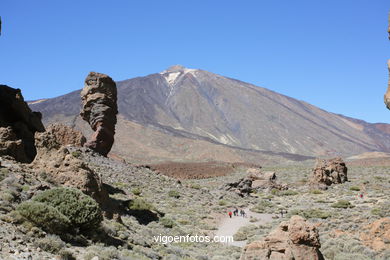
[{"xmin": 165, "ymin": 72, "xmax": 181, "ymax": 85}]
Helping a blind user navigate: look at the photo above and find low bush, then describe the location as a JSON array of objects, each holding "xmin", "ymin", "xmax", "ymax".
[
  {"xmin": 349, "ymin": 186, "xmax": 361, "ymax": 191},
  {"xmin": 331, "ymin": 200, "xmax": 354, "ymax": 209},
  {"xmin": 71, "ymin": 151, "xmax": 81, "ymax": 158},
  {"xmin": 32, "ymin": 187, "xmax": 103, "ymax": 231},
  {"xmin": 33, "ymin": 235, "xmax": 65, "ymax": 253},
  {"xmin": 280, "ymin": 190, "xmax": 299, "ymax": 196},
  {"xmin": 251, "ymin": 200, "xmax": 273, "ymax": 213},
  {"xmin": 160, "ymin": 217, "xmax": 175, "ymax": 228},
  {"xmin": 168, "ymin": 190, "xmax": 180, "ymax": 198},
  {"xmin": 128, "ymin": 198, "xmax": 155, "ymax": 211},
  {"xmin": 289, "ymin": 208, "xmax": 331, "ymax": 219},
  {"xmin": 218, "ymin": 200, "xmax": 227, "ymax": 206},
  {"xmin": 131, "ymin": 187, "xmax": 142, "ymax": 196},
  {"xmin": 17, "ymin": 201, "xmax": 70, "ymax": 234}
]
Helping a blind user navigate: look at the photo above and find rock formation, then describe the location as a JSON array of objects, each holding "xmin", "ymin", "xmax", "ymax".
[
  {"xmin": 224, "ymin": 168, "xmax": 287, "ymax": 196},
  {"xmin": 310, "ymin": 157, "xmax": 348, "ymax": 190},
  {"xmin": 31, "ymin": 127, "xmax": 109, "ymax": 210},
  {"xmin": 241, "ymin": 215, "xmax": 324, "ymax": 260},
  {"xmin": 80, "ymin": 72, "xmax": 118, "ymax": 156},
  {"xmin": 44, "ymin": 123, "xmax": 86, "ymax": 147},
  {"xmin": 384, "ymin": 14, "xmax": 390, "ymax": 109},
  {"xmin": 360, "ymin": 218, "xmax": 390, "ymax": 252},
  {"xmin": 0, "ymin": 85, "xmax": 45, "ymax": 162}
]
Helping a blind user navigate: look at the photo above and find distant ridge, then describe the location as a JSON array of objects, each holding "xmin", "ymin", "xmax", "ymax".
[{"xmin": 29, "ymin": 66, "xmax": 390, "ymax": 164}]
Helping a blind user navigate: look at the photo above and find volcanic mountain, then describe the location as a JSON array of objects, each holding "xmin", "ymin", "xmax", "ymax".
[{"xmin": 29, "ymin": 65, "xmax": 390, "ymax": 164}]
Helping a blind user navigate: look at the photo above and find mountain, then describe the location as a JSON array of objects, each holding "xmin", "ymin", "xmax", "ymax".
[{"xmin": 29, "ymin": 65, "xmax": 390, "ymax": 164}]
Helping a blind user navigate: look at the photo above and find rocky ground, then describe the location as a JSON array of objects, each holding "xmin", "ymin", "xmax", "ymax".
[{"xmin": 0, "ymin": 147, "xmax": 389, "ymax": 259}]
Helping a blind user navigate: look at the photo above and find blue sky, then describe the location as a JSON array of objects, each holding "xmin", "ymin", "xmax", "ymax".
[{"xmin": 1, "ymin": 0, "xmax": 389, "ymax": 123}]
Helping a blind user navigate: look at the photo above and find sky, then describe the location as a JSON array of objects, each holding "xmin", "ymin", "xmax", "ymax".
[{"xmin": 1, "ymin": 0, "xmax": 389, "ymax": 123}]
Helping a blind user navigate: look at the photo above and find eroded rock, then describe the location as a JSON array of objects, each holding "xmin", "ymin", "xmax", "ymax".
[
  {"xmin": 0, "ymin": 85, "xmax": 45, "ymax": 162},
  {"xmin": 310, "ymin": 157, "xmax": 348, "ymax": 190},
  {"xmin": 43, "ymin": 123, "xmax": 86, "ymax": 147},
  {"xmin": 360, "ymin": 218, "xmax": 390, "ymax": 252},
  {"xmin": 224, "ymin": 168, "xmax": 287, "ymax": 196},
  {"xmin": 80, "ymin": 72, "xmax": 118, "ymax": 156},
  {"xmin": 31, "ymin": 128, "xmax": 109, "ymax": 210},
  {"xmin": 241, "ymin": 215, "xmax": 324, "ymax": 260}
]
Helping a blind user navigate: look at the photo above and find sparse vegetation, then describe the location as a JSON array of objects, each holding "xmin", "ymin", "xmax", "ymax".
[
  {"xmin": 168, "ymin": 189, "xmax": 180, "ymax": 198},
  {"xmin": 331, "ymin": 200, "xmax": 354, "ymax": 209},
  {"xmin": 131, "ymin": 187, "xmax": 142, "ymax": 196},
  {"xmin": 160, "ymin": 217, "xmax": 175, "ymax": 228},
  {"xmin": 289, "ymin": 208, "xmax": 332, "ymax": 219},
  {"xmin": 349, "ymin": 186, "xmax": 360, "ymax": 191},
  {"xmin": 71, "ymin": 151, "xmax": 81, "ymax": 158},
  {"xmin": 128, "ymin": 198, "xmax": 155, "ymax": 211}
]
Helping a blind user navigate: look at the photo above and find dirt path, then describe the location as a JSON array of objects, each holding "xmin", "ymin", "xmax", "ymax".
[{"xmin": 214, "ymin": 208, "xmax": 274, "ymax": 247}]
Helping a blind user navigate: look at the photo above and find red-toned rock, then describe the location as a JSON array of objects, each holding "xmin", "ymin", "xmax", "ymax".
[
  {"xmin": 31, "ymin": 128, "xmax": 109, "ymax": 210},
  {"xmin": 310, "ymin": 157, "xmax": 348, "ymax": 189},
  {"xmin": 241, "ymin": 216, "xmax": 324, "ymax": 260},
  {"xmin": 44, "ymin": 123, "xmax": 86, "ymax": 147},
  {"xmin": 360, "ymin": 218, "xmax": 390, "ymax": 252},
  {"xmin": 80, "ymin": 72, "xmax": 118, "ymax": 156}
]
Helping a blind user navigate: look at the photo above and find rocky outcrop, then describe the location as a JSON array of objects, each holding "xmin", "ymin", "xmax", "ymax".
[
  {"xmin": 80, "ymin": 72, "xmax": 118, "ymax": 156},
  {"xmin": 31, "ymin": 128, "xmax": 109, "ymax": 210},
  {"xmin": 384, "ymin": 14, "xmax": 390, "ymax": 109},
  {"xmin": 360, "ymin": 218, "xmax": 390, "ymax": 252},
  {"xmin": 44, "ymin": 123, "xmax": 86, "ymax": 147},
  {"xmin": 241, "ymin": 215, "xmax": 324, "ymax": 260},
  {"xmin": 224, "ymin": 168, "xmax": 287, "ymax": 196},
  {"xmin": 310, "ymin": 157, "xmax": 348, "ymax": 190},
  {"xmin": 0, "ymin": 85, "xmax": 45, "ymax": 162}
]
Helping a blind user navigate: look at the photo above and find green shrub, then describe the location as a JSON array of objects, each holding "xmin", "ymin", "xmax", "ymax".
[
  {"xmin": 17, "ymin": 201, "xmax": 70, "ymax": 234},
  {"xmin": 190, "ymin": 183, "xmax": 201, "ymax": 189},
  {"xmin": 371, "ymin": 202, "xmax": 390, "ymax": 217},
  {"xmin": 58, "ymin": 249, "xmax": 76, "ymax": 260},
  {"xmin": 290, "ymin": 208, "xmax": 331, "ymax": 219},
  {"xmin": 160, "ymin": 217, "xmax": 175, "ymax": 228},
  {"xmin": 71, "ymin": 151, "xmax": 81, "ymax": 158},
  {"xmin": 331, "ymin": 200, "xmax": 354, "ymax": 209},
  {"xmin": 33, "ymin": 235, "xmax": 65, "ymax": 253},
  {"xmin": 310, "ymin": 189, "xmax": 323, "ymax": 194},
  {"xmin": 33, "ymin": 187, "xmax": 102, "ymax": 230},
  {"xmin": 218, "ymin": 200, "xmax": 227, "ymax": 206},
  {"xmin": 280, "ymin": 190, "xmax": 299, "ymax": 196},
  {"xmin": 128, "ymin": 198, "xmax": 155, "ymax": 211},
  {"xmin": 349, "ymin": 186, "xmax": 360, "ymax": 191},
  {"xmin": 131, "ymin": 187, "xmax": 142, "ymax": 196},
  {"xmin": 251, "ymin": 200, "xmax": 273, "ymax": 213},
  {"xmin": 0, "ymin": 168, "xmax": 9, "ymax": 182},
  {"xmin": 168, "ymin": 190, "xmax": 180, "ymax": 198}
]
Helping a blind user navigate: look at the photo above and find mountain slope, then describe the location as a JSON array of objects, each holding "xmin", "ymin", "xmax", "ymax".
[{"xmin": 29, "ymin": 65, "xmax": 390, "ymax": 163}]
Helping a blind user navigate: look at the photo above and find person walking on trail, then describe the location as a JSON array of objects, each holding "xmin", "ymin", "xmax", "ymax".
[
  {"xmin": 240, "ymin": 209, "xmax": 246, "ymax": 217},
  {"xmin": 233, "ymin": 208, "xmax": 239, "ymax": 216},
  {"xmin": 228, "ymin": 211, "xmax": 232, "ymax": 218}
]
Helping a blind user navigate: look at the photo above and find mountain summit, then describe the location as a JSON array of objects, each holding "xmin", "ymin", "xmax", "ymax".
[{"xmin": 29, "ymin": 66, "xmax": 390, "ymax": 163}]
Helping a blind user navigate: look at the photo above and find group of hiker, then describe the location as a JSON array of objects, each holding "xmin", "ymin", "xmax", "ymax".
[{"xmin": 228, "ymin": 208, "xmax": 246, "ymax": 218}]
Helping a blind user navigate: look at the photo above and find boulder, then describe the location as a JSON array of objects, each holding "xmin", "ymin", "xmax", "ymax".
[
  {"xmin": 225, "ymin": 168, "xmax": 287, "ymax": 197},
  {"xmin": 241, "ymin": 215, "xmax": 324, "ymax": 260},
  {"xmin": 360, "ymin": 218, "xmax": 390, "ymax": 252},
  {"xmin": 31, "ymin": 127, "xmax": 109, "ymax": 210},
  {"xmin": 0, "ymin": 85, "xmax": 45, "ymax": 162},
  {"xmin": 44, "ymin": 123, "xmax": 86, "ymax": 147},
  {"xmin": 310, "ymin": 157, "xmax": 348, "ymax": 190},
  {"xmin": 80, "ymin": 72, "xmax": 118, "ymax": 156}
]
